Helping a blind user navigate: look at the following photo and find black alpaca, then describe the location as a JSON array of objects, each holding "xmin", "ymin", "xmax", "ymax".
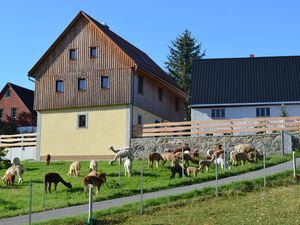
[
  {"xmin": 44, "ymin": 172, "xmax": 72, "ymax": 193},
  {"xmin": 170, "ymin": 162, "xmax": 188, "ymax": 179}
]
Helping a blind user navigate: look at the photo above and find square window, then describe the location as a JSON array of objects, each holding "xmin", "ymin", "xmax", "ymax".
[
  {"xmin": 158, "ymin": 87, "xmax": 163, "ymax": 101},
  {"xmin": 256, "ymin": 107, "xmax": 270, "ymax": 117},
  {"xmin": 175, "ymin": 97, "xmax": 180, "ymax": 111},
  {"xmin": 78, "ymin": 78, "xmax": 86, "ymax": 91},
  {"xmin": 11, "ymin": 108, "xmax": 17, "ymax": 119},
  {"xmin": 69, "ymin": 49, "xmax": 77, "ymax": 60},
  {"xmin": 78, "ymin": 114, "xmax": 87, "ymax": 128},
  {"xmin": 5, "ymin": 90, "xmax": 10, "ymax": 97},
  {"xmin": 56, "ymin": 80, "xmax": 63, "ymax": 93},
  {"xmin": 138, "ymin": 115, "xmax": 142, "ymax": 125},
  {"xmin": 211, "ymin": 109, "xmax": 225, "ymax": 118},
  {"xmin": 101, "ymin": 76, "xmax": 109, "ymax": 89},
  {"xmin": 138, "ymin": 75, "xmax": 143, "ymax": 94},
  {"xmin": 90, "ymin": 47, "xmax": 97, "ymax": 58}
]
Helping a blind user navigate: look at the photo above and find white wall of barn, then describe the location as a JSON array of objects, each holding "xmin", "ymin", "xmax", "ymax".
[{"xmin": 191, "ymin": 104, "xmax": 300, "ymax": 121}]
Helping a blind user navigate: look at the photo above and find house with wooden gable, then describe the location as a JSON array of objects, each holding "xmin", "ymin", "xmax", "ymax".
[
  {"xmin": 0, "ymin": 82, "xmax": 36, "ymax": 133},
  {"xmin": 190, "ymin": 55, "xmax": 300, "ymax": 121},
  {"xmin": 28, "ymin": 11, "xmax": 187, "ymax": 160}
]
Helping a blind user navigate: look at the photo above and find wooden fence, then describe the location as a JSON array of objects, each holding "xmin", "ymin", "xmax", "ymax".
[
  {"xmin": 0, "ymin": 133, "xmax": 37, "ymax": 148},
  {"xmin": 133, "ymin": 117, "xmax": 300, "ymax": 138}
]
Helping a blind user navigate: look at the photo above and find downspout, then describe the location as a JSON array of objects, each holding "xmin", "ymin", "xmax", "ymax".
[{"xmin": 130, "ymin": 63, "xmax": 138, "ymax": 139}]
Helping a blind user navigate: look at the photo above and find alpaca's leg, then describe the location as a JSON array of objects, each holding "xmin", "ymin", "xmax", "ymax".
[
  {"xmin": 54, "ymin": 183, "xmax": 57, "ymax": 191},
  {"xmin": 45, "ymin": 182, "xmax": 47, "ymax": 194},
  {"xmin": 48, "ymin": 183, "xmax": 52, "ymax": 193},
  {"xmin": 157, "ymin": 159, "xmax": 160, "ymax": 168}
]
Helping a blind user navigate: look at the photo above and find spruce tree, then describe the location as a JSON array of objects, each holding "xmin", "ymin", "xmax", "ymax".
[{"xmin": 165, "ymin": 30, "xmax": 205, "ymax": 120}]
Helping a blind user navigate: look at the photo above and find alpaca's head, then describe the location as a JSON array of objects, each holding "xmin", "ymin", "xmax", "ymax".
[
  {"xmin": 66, "ymin": 182, "xmax": 72, "ymax": 189},
  {"xmin": 109, "ymin": 160, "xmax": 113, "ymax": 165},
  {"xmin": 108, "ymin": 146, "xmax": 113, "ymax": 151}
]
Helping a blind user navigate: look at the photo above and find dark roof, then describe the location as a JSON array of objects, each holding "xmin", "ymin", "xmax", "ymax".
[
  {"xmin": 191, "ymin": 56, "xmax": 300, "ymax": 106},
  {"xmin": 0, "ymin": 83, "xmax": 35, "ymax": 114}
]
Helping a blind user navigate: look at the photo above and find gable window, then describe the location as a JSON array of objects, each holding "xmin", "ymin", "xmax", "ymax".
[
  {"xmin": 211, "ymin": 108, "xmax": 225, "ymax": 118},
  {"xmin": 78, "ymin": 78, "xmax": 86, "ymax": 91},
  {"xmin": 101, "ymin": 76, "xmax": 109, "ymax": 89},
  {"xmin": 256, "ymin": 107, "xmax": 270, "ymax": 117},
  {"xmin": 175, "ymin": 97, "xmax": 180, "ymax": 111},
  {"xmin": 78, "ymin": 114, "xmax": 88, "ymax": 128},
  {"xmin": 56, "ymin": 80, "xmax": 63, "ymax": 93},
  {"xmin": 90, "ymin": 47, "xmax": 97, "ymax": 58},
  {"xmin": 138, "ymin": 115, "xmax": 142, "ymax": 125},
  {"xmin": 11, "ymin": 108, "xmax": 17, "ymax": 119},
  {"xmin": 138, "ymin": 75, "xmax": 143, "ymax": 94},
  {"xmin": 69, "ymin": 49, "xmax": 77, "ymax": 60},
  {"xmin": 5, "ymin": 90, "xmax": 10, "ymax": 97},
  {"xmin": 0, "ymin": 109, "xmax": 3, "ymax": 120},
  {"xmin": 158, "ymin": 87, "xmax": 163, "ymax": 101}
]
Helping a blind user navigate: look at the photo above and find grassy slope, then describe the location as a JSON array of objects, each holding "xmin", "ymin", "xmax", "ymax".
[
  {"xmin": 38, "ymin": 169, "xmax": 300, "ymax": 225},
  {"xmin": 0, "ymin": 154, "xmax": 291, "ymax": 218}
]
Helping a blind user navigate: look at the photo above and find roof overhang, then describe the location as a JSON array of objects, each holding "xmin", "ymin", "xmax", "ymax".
[{"xmin": 190, "ymin": 101, "xmax": 300, "ymax": 108}]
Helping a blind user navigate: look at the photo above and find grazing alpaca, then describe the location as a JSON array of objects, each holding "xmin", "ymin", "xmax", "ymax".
[
  {"xmin": 3, "ymin": 165, "xmax": 24, "ymax": 183},
  {"xmin": 187, "ymin": 167, "xmax": 200, "ymax": 177},
  {"xmin": 199, "ymin": 156, "xmax": 215, "ymax": 172},
  {"xmin": 170, "ymin": 162, "xmax": 188, "ymax": 179},
  {"xmin": 44, "ymin": 172, "xmax": 72, "ymax": 193},
  {"xmin": 161, "ymin": 152, "xmax": 177, "ymax": 166},
  {"xmin": 12, "ymin": 157, "xmax": 21, "ymax": 166},
  {"xmin": 174, "ymin": 152, "xmax": 199, "ymax": 167},
  {"xmin": 108, "ymin": 146, "xmax": 133, "ymax": 165},
  {"xmin": 46, "ymin": 154, "xmax": 51, "ymax": 165},
  {"xmin": 148, "ymin": 152, "xmax": 164, "ymax": 168},
  {"xmin": 3, "ymin": 173, "xmax": 15, "ymax": 186},
  {"xmin": 89, "ymin": 160, "xmax": 97, "ymax": 173},
  {"xmin": 230, "ymin": 151, "xmax": 248, "ymax": 166},
  {"xmin": 67, "ymin": 161, "xmax": 81, "ymax": 177},
  {"xmin": 234, "ymin": 144, "xmax": 255, "ymax": 154},
  {"xmin": 83, "ymin": 173, "xmax": 106, "ymax": 197},
  {"xmin": 214, "ymin": 154, "xmax": 230, "ymax": 170},
  {"xmin": 124, "ymin": 158, "xmax": 132, "ymax": 177},
  {"xmin": 172, "ymin": 143, "xmax": 190, "ymax": 154},
  {"xmin": 190, "ymin": 150, "xmax": 199, "ymax": 160},
  {"xmin": 247, "ymin": 150, "xmax": 263, "ymax": 162}
]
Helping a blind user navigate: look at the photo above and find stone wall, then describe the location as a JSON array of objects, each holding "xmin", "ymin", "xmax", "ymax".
[{"xmin": 130, "ymin": 133, "xmax": 295, "ymax": 159}]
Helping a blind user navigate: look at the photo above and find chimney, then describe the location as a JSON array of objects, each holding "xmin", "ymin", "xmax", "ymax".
[{"xmin": 249, "ymin": 54, "xmax": 255, "ymax": 58}]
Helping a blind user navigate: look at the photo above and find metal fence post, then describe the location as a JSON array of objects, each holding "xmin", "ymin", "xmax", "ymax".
[
  {"xmin": 87, "ymin": 185, "xmax": 93, "ymax": 225},
  {"xmin": 119, "ymin": 157, "xmax": 121, "ymax": 186},
  {"xmin": 181, "ymin": 147, "xmax": 184, "ymax": 178},
  {"xmin": 140, "ymin": 163, "xmax": 144, "ymax": 214},
  {"xmin": 281, "ymin": 130, "xmax": 285, "ymax": 156},
  {"xmin": 29, "ymin": 180, "xmax": 33, "ymax": 225},
  {"xmin": 263, "ymin": 146, "xmax": 266, "ymax": 188},
  {"xmin": 215, "ymin": 160, "xmax": 218, "ymax": 196},
  {"xmin": 293, "ymin": 151, "xmax": 296, "ymax": 178},
  {"xmin": 21, "ymin": 133, "xmax": 24, "ymax": 151}
]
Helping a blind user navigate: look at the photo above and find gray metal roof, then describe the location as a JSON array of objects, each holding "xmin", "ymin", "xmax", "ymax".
[{"xmin": 191, "ymin": 56, "xmax": 300, "ymax": 106}]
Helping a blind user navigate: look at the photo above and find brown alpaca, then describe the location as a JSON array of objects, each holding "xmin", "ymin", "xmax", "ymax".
[
  {"xmin": 161, "ymin": 152, "xmax": 177, "ymax": 166},
  {"xmin": 247, "ymin": 150, "xmax": 263, "ymax": 162},
  {"xmin": 173, "ymin": 144, "xmax": 190, "ymax": 154},
  {"xmin": 231, "ymin": 152, "xmax": 248, "ymax": 166},
  {"xmin": 170, "ymin": 162, "xmax": 188, "ymax": 179},
  {"xmin": 187, "ymin": 167, "xmax": 200, "ymax": 177},
  {"xmin": 83, "ymin": 173, "xmax": 106, "ymax": 197},
  {"xmin": 148, "ymin": 152, "xmax": 164, "ymax": 168},
  {"xmin": 44, "ymin": 172, "xmax": 72, "ymax": 193},
  {"xmin": 46, "ymin": 154, "xmax": 51, "ymax": 165},
  {"xmin": 3, "ymin": 173, "xmax": 15, "ymax": 186},
  {"xmin": 199, "ymin": 156, "xmax": 215, "ymax": 172},
  {"xmin": 212, "ymin": 150, "xmax": 224, "ymax": 159},
  {"xmin": 174, "ymin": 152, "xmax": 199, "ymax": 166},
  {"xmin": 190, "ymin": 151, "xmax": 199, "ymax": 160}
]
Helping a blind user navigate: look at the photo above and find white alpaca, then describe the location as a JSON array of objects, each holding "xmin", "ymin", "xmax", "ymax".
[
  {"xmin": 214, "ymin": 155, "xmax": 230, "ymax": 170},
  {"xmin": 2, "ymin": 165, "xmax": 24, "ymax": 183},
  {"xmin": 67, "ymin": 161, "xmax": 81, "ymax": 177},
  {"xmin": 124, "ymin": 158, "xmax": 132, "ymax": 177},
  {"xmin": 89, "ymin": 160, "xmax": 97, "ymax": 172},
  {"xmin": 108, "ymin": 146, "xmax": 134, "ymax": 165}
]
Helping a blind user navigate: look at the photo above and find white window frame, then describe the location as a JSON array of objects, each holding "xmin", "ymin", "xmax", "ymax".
[
  {"xmin": 211, "ymin": 108, "xmax": 225, "ymax": 119},
  {"xmin": 77, "ymin": 113, "xmax": 88, "ymax": 129},
  {"xmin": 256, "ymin": 107, "xmax": 270, "ymax": 117}
]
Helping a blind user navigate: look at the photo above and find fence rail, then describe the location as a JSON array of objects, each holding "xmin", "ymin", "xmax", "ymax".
[
  {"xmin": 133, "ymin": 117, "xmax": 300, "ymax": 138},
  {"xmin": 0, "ymin": 133, "xmax": 37, "ymax": 148}
]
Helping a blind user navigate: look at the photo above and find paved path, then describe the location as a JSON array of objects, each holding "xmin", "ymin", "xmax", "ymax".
[{"xmin": 0, "ymin": 158, "xmax": 299, "ymax": 225}]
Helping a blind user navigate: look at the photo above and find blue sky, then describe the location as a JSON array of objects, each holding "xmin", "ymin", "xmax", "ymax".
[{"xmin": 1, "ymin": 1, "xmax": 300, "ymax": 90}]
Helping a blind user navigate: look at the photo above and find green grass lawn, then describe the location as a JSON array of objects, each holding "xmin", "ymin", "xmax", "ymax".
[
  {"xmin": 37, "ymin": 168, "xmax": 300, "ymax": 225},
  {"xmin": 0, "ymin": 154, "xmax": 292, "ymax": 218}
]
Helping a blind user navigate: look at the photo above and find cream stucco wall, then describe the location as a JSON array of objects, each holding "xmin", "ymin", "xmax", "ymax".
[
  {"xmin": 39, "ymin": 105, "xmax": 130, "ymax": 159},
  {"xmin": 133, "ymin": 106, "xmax": 167, "ymax": 125}
]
